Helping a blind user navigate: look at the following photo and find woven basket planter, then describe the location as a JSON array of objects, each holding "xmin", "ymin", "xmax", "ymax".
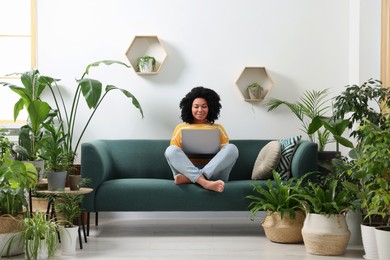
[
  {"xmin": 262, "ymin": 211, "xmax": 305, "ymax": 244},
  {"xmin": 302, "ymin": 213, "xmax": 350, "ymax": 256}
]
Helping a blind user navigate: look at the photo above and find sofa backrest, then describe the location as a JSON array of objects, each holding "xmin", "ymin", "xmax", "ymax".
[{"xmin": 86, "ymin": 139, "xmax": 274, "ymax": 181}]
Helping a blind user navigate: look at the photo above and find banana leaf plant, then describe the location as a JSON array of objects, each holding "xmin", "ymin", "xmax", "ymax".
[
  {"xmin": 43, "ymin": 60, "xmax": 144, "ymax": 164},
  {"xmin": 0, "ymin": 70, "xmax": 53, "ymax": 160}
]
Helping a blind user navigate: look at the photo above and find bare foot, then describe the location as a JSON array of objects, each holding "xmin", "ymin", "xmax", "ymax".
[
  {"xmin": 174, "ymin": 174, "xmax": 191, "ymax": 184},
  {"xmin": 196, "ymin": 175, "xmax": 224, "ymax": 192},
  {"xmin": 203, "ymin": 180, "xmax": 225, "ymax": 192}
]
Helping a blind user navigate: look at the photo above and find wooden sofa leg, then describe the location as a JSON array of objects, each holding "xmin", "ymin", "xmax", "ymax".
[{"xmin": 95, "ymin": 212, "xmax": 99, "ymax": 226}]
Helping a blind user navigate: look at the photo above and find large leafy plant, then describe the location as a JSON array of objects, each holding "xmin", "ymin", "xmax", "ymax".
[
  {"xmin": 297, "ymin": 178, "xmax": 359, "ymax": 215},
  {"xmin": 332, "ymin": 78, "xmax": 390, "ymax": 141},
  {"xmin": 0, "ymin": 151, "xmax": 37, "ymax": 215},
  {"xmin": 0, "ymin": 70, "xmax": 53, "ymax": 160},
  {"xmin": 246, "ymin": 170, "xmax": 305, "ymax": 220},
  {"xmin": 344, "ymin": 118, "xmax": 390, "ymax": 225},
  {"xmin": 43, "ymin": 60, "xmax": 144, "ymax": 164}
]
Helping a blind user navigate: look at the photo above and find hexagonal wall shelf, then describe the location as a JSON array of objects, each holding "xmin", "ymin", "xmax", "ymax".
[
  {"xmin": 125, "ymin": 35, "xmax": 167, "ymax": 75},
  {"xmin": 236, "ymin": 67, "xmax": 274, "ymax": 102}
]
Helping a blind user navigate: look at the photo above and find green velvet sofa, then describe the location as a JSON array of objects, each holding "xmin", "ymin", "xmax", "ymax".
[{"xmin": 80, "ymin": 139, "xmax": 318, "ymax": 222}]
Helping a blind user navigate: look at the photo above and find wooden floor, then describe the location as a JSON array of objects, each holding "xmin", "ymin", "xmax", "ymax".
[{"xmin": 8, "ymin": 212, "xmax": 365, "ymax": 260}]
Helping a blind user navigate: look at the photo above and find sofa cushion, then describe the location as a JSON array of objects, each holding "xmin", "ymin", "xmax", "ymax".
[
  {"xmin": 276, "ymin": 135, "xmax": 301, "ymax": 179},
  {"xmin": 251, "ymin": 141, "xmax": 281, "ymax": 180}
]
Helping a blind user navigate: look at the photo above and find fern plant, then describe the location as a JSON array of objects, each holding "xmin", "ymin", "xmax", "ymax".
[{"xmin": 246, "ymin": 170, "xmax": 305, "ymax": 220}]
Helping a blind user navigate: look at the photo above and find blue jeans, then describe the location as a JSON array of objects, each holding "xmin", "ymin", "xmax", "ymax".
[{"xmin": 164, "ymin": 144, "xmax": 239, "ymax": 183}]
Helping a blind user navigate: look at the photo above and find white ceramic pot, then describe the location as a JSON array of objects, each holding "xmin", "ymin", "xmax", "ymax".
[
  {"xmin": 0, "ymin": 232, "xmax": 23, "ymax": 257},
  {"xmin": 302, "ymin": 213, "xmax": 350, "ymax": 256},
  {"xmin": 59, "ymin": 226, "xmax": 79, "ymax": 255},
  {"xmin": 375, "ymin": 226, "xmax": 390, "ymax": 260},
  {"xmin": 361, "ymin": 224, "xmax": 379, "ymax": 260},
  {"xmin": 346, "ymin": 210, "xmax": 362, "ymax": 245},
  {"xmin": 24, "ymin": 239, "xmax": 48, "ymax": 260}
]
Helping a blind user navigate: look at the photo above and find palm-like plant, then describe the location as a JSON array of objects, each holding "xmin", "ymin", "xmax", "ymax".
[{"xmin": 266, "ymin": 89, "xmax": 331, "ymax": 151}]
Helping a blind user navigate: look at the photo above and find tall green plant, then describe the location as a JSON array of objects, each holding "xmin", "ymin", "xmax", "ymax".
[
  {"xmin": 43, "ymin": 60, "xmax": 144, "ymax": 163},
  {"xmin": 332, "ymin": 78, "xmax": 390, "ymax": 141},
  {"xmin": 267, "ymin": 89, "xmax": 331, "ymax": 151},
  {"xmin": 0, "ymin": 70, "xmax": 53, "ymax": 160}
]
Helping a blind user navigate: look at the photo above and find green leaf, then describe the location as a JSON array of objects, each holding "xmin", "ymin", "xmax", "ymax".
[
  {"xmin": 78, "ymin": 78, "xmax": 102, "ymax": 109},
  {"xmin": 27, "ymin": 100, "xmax": 51, "ymax": 133},
  {"xmin": 84, "ymin": 60, "xmax": 131, "ymax": 75},
  {"xmin": 106, "ymin": 85, "xmax": 144, "ymax": 118}
]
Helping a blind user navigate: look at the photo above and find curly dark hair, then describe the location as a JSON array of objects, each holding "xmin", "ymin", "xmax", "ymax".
[{"xmin": 179, "ymin": 86, "xmax": 222, "ymax": 124}]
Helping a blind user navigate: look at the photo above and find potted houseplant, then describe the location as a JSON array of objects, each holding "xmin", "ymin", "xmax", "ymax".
[
  {"xmin": 22, "ymin": 211, "xmax": 58, "ymax": 260},
  {"xmin": 296, "ymin": 177, "xmax": 359, "ymax": 256},
  {"xmin": 0, "ymin": 69, "xmax": 54, "ymax": 182},
  {"xmin": 346, "ymin": 118, "xmax": 390, "ymax": 259},
  {"xmin": 39, "ymin": 123, "xmax": 69, "ymax": 191},
  {"xmin": 1, "ymin": 60, "xmax": 144, "ymax": 168},
  {"xmin": 55, "ymin": 192, "xmax": 83, "ymax": 255},
  {"xmin": 0, "ymin": 150, "xmax": 38, "ymax": 257},
  {"xmin": 247, "ymin": 82, "xmax": 262, "ymax": 100},
  {"xmin": 137, "ymin": 56, "xmax": 156, "ymax": 73},
  {"xmin": 246, "ymin": 170, "xmax": 306, "ymax": 243}
]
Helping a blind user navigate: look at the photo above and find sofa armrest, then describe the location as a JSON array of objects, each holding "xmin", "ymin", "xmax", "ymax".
[
  {"xmin": 81, "ymin": 140, "xmax": 113, "ymax": 212},
  {"xmin": 290, "ymin": 141, "xmax": 318, "ymax": 179}
]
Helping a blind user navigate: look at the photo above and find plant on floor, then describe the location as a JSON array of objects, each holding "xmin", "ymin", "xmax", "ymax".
[
  {"xmin": 246, "ymin": 170, "xmax": 306, "ymax": 243},
  {"xmin": 22, "ymin": 211, "xmax": 58, "ymax": 260},
  {"xmin": 266, "ymin": 89, "xmax": 331, "ymax": 151},
  {"xmin": 295, "ymin": 177, "xmax": 358, "ymax": 256}
]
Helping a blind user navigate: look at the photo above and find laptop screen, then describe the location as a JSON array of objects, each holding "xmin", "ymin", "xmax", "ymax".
[{"xmin": 181, "ymin": 129, "xmax": 220, "ymax": 158}]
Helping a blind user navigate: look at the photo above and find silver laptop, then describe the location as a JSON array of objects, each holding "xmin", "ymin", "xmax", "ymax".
[{"xmin": 181, "ymin": 129, "xmax": 220, "ymax": 158}]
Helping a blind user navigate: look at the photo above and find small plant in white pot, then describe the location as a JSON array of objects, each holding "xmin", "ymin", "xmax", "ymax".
[
  {"xmin": 296, "ymin": 178, "xmax": 359, "ymax": 256},
  {"xmin": 137, "ymin": 56, "xmax": 156, "ymax": 73},
  {"xmin": 55, "ymin": 193, "xmax": 83, "ymax": 255},
  {"xmin": 247, "ymin": 82, "xmax": 262, "ymax": 100},
  {"xmin": 22, "ymin": 212, "xmax": 58, "ymax": 260}
]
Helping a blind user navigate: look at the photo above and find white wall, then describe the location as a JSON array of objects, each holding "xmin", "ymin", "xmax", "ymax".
[{"xmin": 1, "ymin": 0, "xmax": 380, "ymax": 162}]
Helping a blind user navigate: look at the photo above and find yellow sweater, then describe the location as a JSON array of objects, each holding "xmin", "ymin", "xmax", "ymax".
[{"xmin": 170, "ymin": 123, "xmax": 229, "ymax": 148}]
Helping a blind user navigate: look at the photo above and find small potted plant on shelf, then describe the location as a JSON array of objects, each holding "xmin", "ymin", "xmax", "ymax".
[
  {"xmin": 55, "ymin": 193, "xmax": 84, "ymax": 255},
  {"xmin": 247, "ymin": 82, "xmax": 262, "ymax": 100},
  {"xmin": 22, "ymin": 211, "xmax": 58, "ymax": 260},
  {"xmin": 137, "ymin": 56, "xmax": 156, "ymax": 73},
  {"xmin": 246, "ymin": 170, "xmax": 306, "ymax": 244}
]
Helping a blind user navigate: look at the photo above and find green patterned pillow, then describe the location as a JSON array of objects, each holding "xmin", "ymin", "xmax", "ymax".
[{"xmin": 276, "ymin": 135, "xmax": 301, "ymax": 179}]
